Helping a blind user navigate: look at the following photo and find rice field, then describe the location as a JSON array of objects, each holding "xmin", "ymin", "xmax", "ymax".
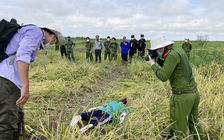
[{"xmin": 24, "ymin": 39, "xmax": 224, "ymax": 139}]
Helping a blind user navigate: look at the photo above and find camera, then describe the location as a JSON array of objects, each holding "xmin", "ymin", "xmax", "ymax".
[{"xmin": 144, "ymin": 49, "xmax": 158, "ymax": 61}]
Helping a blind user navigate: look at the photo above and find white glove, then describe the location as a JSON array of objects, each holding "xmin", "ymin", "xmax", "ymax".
[
  {"xmin": 146, "ymin": 55, "xmax": 155, "ymax": 66},
  {"xmin": 119, "ymin": 112, "xmax": 127, "ymax": 125}
]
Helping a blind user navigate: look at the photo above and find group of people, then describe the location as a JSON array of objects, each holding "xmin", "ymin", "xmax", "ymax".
[
  {"xmin": 85, "ymin": 34, "xmax": 147, "ymax": 65},
  {"xmin": 0, "ymin": 18, "xmax": 202, "ymax": 140},
  {"xmin": 57, "ymin": 34, "xmax": 193, "ymax": 66}
]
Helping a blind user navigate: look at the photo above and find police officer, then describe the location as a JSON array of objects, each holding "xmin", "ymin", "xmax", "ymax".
[
  {"xmin": 60, "ymin": 44, "xmax": 67, "ymax": 58},
  {"xmin": 182, "ymin": 37, "xmax": 192, "ymax": 60},
  {"xmin": 65, "ymin": 36, "xmax": 75, "ymax": 61},
  {"xmin": 129, "ymin": 35, "xmax": 138, "ymax": 63},
  {"xmin": 138, "ymin": 34, "xmax": 146, "ymax": 58},
  {"xmin": 109, "ymin": 37, "xmax": 119, "ymax": 63},
  {"xmin": 104, "ymin": 36, "xmax": 111, "ymax": 60},
  {"xmin": 85, "ymin": 37, "xmax": 93, "ymax": 61},
  {"xmin": 55, "ymin": 44, "xmax": 59, "ymax": 51},
  {"xmin": 146, "ymin": 35, "xmax": 203, "ymax": 140}
]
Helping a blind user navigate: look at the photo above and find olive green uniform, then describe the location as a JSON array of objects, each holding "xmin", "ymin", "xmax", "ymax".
[
  {"xmin": 109, "ymin": 43, "xmax": 118, "ymax": 61},
  {"xmin": 182, "ymin": 42, "xmax": 192, "ymax": 60},
  {"xmin": 104, "ymin": 41, "xmax": 111, "ymax": 60},
  {"xmin": 55, "ymin": 44, "xmax": 59, "ymax": 51},
  {"xmin": 86, "ymin": 41, "xmax": 93, "ymax": 61},
  {"xmin": 151, "ymin": 46, "xmax": 203, "ymax": 139},
  {"xmin": 65, "ymin": 41, "xmax": 75, "ymax": 61}
]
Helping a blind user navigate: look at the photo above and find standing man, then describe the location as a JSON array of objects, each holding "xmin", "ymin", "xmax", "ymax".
[
  {"xmin": 104, "ymin": 36, "xmax": 111, "ymax": 61},
  {"xmin": 60, "ymin": 44, "xmax": 67, "ymax": 58},
  {"xmin": 129, "ymin": 35, "xmax": 138, "ymax": 63},
  {"xmin": 0, "ymin": 24, "xmax": 65, "ymax": 139},
  {"xmin": 182, "ymin": 37, "xmax": 192, "ymax": 60},
  {"xmin": 138, "ymin": 34, "xmax": 146, "ymax": 58},
  {"xmin": 109, "ymin": 37, "xmax": 119, "ymax": 63},
  {"xmin": 94, "ymin": 35, "xmax": 103, "ymax": 63},
  {"xmin": 85, "ymin": 37, "xmax": 93, "ymax": 61},
  {"xmin": 146, "ymin": 35, "xmax": 203, "ymax": 139},
  {"xmin": 65, "ymin": 36, "xmax": 75, "ymax": 61},
  {"xmin": 55, "ymin": 44, "xmax": 59, "ymax": 51},
  {"xmin": 120, "ymin": 36, "xmax": 130, "ymax": 66}
]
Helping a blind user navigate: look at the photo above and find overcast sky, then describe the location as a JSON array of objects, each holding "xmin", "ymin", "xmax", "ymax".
[{"xmin": 1, "ymin": 0, "xmax": 224, "ymax": 41}]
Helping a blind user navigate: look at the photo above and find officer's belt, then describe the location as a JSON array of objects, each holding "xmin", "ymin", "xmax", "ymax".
[{"xmin": 172, "ymin": 88, "xmax": 197, "ymax": 94}]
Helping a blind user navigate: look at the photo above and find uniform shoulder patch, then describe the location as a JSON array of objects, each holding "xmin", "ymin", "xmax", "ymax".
[{"xmin": 163, "ymin": 50, "xmax": 171, "ymax": 58}]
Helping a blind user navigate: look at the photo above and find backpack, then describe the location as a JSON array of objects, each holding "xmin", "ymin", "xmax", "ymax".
[
  {"xmin": 0, "ymin": 19, "xmax": 47, "ymax": 72},
  {"xmin": 0, "ymin": 19, "xmax": 21, "ymax": 63}
]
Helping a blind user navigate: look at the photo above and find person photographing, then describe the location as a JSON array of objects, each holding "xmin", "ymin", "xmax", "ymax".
[{"xmin": 146, "ymin": 35, "xmax": 203, "ymax": 139}]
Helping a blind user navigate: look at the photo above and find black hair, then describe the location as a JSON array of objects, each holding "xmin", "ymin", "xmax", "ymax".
[
  {"xmin": 10, "ymin": 18, "xmax": 17, "ymax": 23},
  {"xmin": 121, "ymin": 98, "xmax": 127, "ymax": 104},
  {"xmin": 112, "ymin": 37, "xmax": 116, "ymax": 40},
  {"xmin": 96, "ymin": 35, "xmax": 99, "ymax": 37},
  {"xmin": 107, "ymin": 36, "xmax": 110, "ymax": 38},
  {"xmin": 86, "ymin": 37, "xmax": 90, "ymax": 39}
]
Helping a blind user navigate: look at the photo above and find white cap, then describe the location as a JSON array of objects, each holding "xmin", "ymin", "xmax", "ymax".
[
  {"xmin": 40, "ymin": 26, "xmax": 66, "ymax": 45},
  {"xmin": 185, "ymin": 37, "xmax": 189, "ymax": 40},
  {"xmin": 149, "ymin": 35, "xmax": 174, "ymax": 50}
]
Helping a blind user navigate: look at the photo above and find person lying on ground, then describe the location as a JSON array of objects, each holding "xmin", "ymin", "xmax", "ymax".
[{"xmin": 70, "ymin": 98, "xmax": 129, "ymax": 134}]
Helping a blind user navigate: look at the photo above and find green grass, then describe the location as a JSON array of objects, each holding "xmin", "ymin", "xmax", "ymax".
[{"xmin": 23, "ymin": 40, "xmax": 224, "ymax": 139}]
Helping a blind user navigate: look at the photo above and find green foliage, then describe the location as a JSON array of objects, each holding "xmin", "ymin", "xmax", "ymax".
[{"xmin": 196, "ymin": 34, "xmax": 209, "ymax": 48}]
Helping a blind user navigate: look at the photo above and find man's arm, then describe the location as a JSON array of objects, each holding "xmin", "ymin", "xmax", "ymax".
[
  {"xmin": 151, "ymin": 54, "xmax": 179, "ymax": 82},
  {"xmin": 16, "ymin": 61, "xmax": 30, "ymax": 106},
  {"xmin": 116, "ymin": 44, "xmax": 119, "ymax": 55}
]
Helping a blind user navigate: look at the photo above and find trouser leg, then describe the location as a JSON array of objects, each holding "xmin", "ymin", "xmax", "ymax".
[
  {"xmin": 186, "ymin": 52, "xmax": 190, "ymax": 60},
  {"xmin": 61, "ymin": 49, "xmax": 63, "ymax": 57},
  {"xmin": 104, "ymin": 51, "xmax": 107, "ymax": 60},
  {"xmin": 71, "ymin": 51, "xmax": 75, "ymax": 61},
  {"xmin": 95, "ymin": 50, "xmax": 98, "ymax": 62},
  {"xmin": 67, "ymin": 51, "xmax": 71, "ymax": 60},
  {"xmin": 169, "ymin": 93, "xmax": 196, "ymax": 139},
  {"xmin": 0, "ymin": 77, "xmax": 20, "ymax": 140},
  {"xmin": 13, "ymin": 107, "xmax": 24, "ymax": 140},
  {"xmin": 188, "ymin": 91, "xmax": 203, "ymax": 140},
  {"xmin": 90, "ymin": 53, "xmax": 93, "ymax": 61},
  {"xmin": 86, "ymin": 51, "xmax": 89, "ymax": 60},
  {"xmin": 99, "ymin": 50, "xmax": 101, "ymax": 63}
]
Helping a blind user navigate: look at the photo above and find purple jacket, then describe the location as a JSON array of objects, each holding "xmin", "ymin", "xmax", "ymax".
[{"xmin": 0, "ymin": 26, "xmax": 43, "ymax": 89}]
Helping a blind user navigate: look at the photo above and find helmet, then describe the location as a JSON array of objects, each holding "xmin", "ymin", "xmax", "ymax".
[{"xmin": 150, "ymin": 35, "xmax": 174, "ymax": 50}]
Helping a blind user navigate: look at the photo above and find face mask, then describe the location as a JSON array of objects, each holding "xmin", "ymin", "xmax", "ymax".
[
  {"xmin": 87, "ymin": 40, "xmax": 89, "ymax": 42},
  {"xmin": 112, "ymin": 41, "xmax": 115, "ymax": 43},
  {"xmin": 43, "ymin": 36, "xmax": 56, "ymax": 49},
  {"xmin": 156, "ymin": 51, "xmax": 164, "ymax": 57},
  {"xmin": 131, "ymin": 38, "xmax": 134, "ymax": 40},
  {"xmin": 141, "ymin": 37, "xmax": 143, "ymax": 39},
  {"xmin": 185, "ymin": 40, "xmax": 188, "ymax": 42},
  {"xmin": 68, "ymin": 39, "xmax": 71, "ymax": 41},
  {"xmin": 107, "ymin": 39, "xmax": 110, "ymax": 41}
]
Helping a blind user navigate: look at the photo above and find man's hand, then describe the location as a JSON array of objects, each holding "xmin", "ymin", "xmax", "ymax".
[
  {"xmin": 141, "ymin": 51, "xmax": 142, "ymax": 53},
  {"xmin": 116, "ymin": 52, "xmax": 118, "ymax": 56},
  {"xmin": 90, "ymin": 51, "xmax": 92, "ymax": 54},
  {"xmin": 16, "ymin": 85, "xmax": 29, "ymax": 106},
  {"xmin": 146, "ymin": 55, "xmax": 155, "ymax": 66}
]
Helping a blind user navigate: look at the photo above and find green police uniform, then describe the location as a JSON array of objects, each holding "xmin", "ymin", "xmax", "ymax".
[
  {"xmin": 55, "ymin": 44, "xmax": 59, "ymax": 51},
  {"xmin": 86, "ymin": 41, "xmax": 93, "ymax": 61},
  {"xmin": 65, "ymin": 40, "xmax": 75, "ymax": 61},
  {"xmin": 182, "ymin": 42, "xmax": 192, "ymax": 60},
  {"xmin": 151, "ymin": 46, "xmax": 203, "ymax": 140},
  {"xmin": 109, "ymin": 42, "xmax": 118, "ymax": 61},
  {"xmin": 104, "ymin": 41, "xmax": 111, "ymax": 60}
]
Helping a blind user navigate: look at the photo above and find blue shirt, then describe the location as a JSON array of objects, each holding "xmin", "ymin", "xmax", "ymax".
[
  {"xmin": 98, "ymin": 101, "xmax": 129, "ymax": 121},
  {"xmin": 120, "ymin": 41, "xmax": 130, "ymax": 53},
  {"xmin": 0, "ymin": 26, "xmax": 43, "ymax": 89}
]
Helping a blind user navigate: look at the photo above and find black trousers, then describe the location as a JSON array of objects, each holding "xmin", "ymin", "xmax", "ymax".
[{"xmin": 0, "ymin": 77, "xmax": 20, "ymax": 140}]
